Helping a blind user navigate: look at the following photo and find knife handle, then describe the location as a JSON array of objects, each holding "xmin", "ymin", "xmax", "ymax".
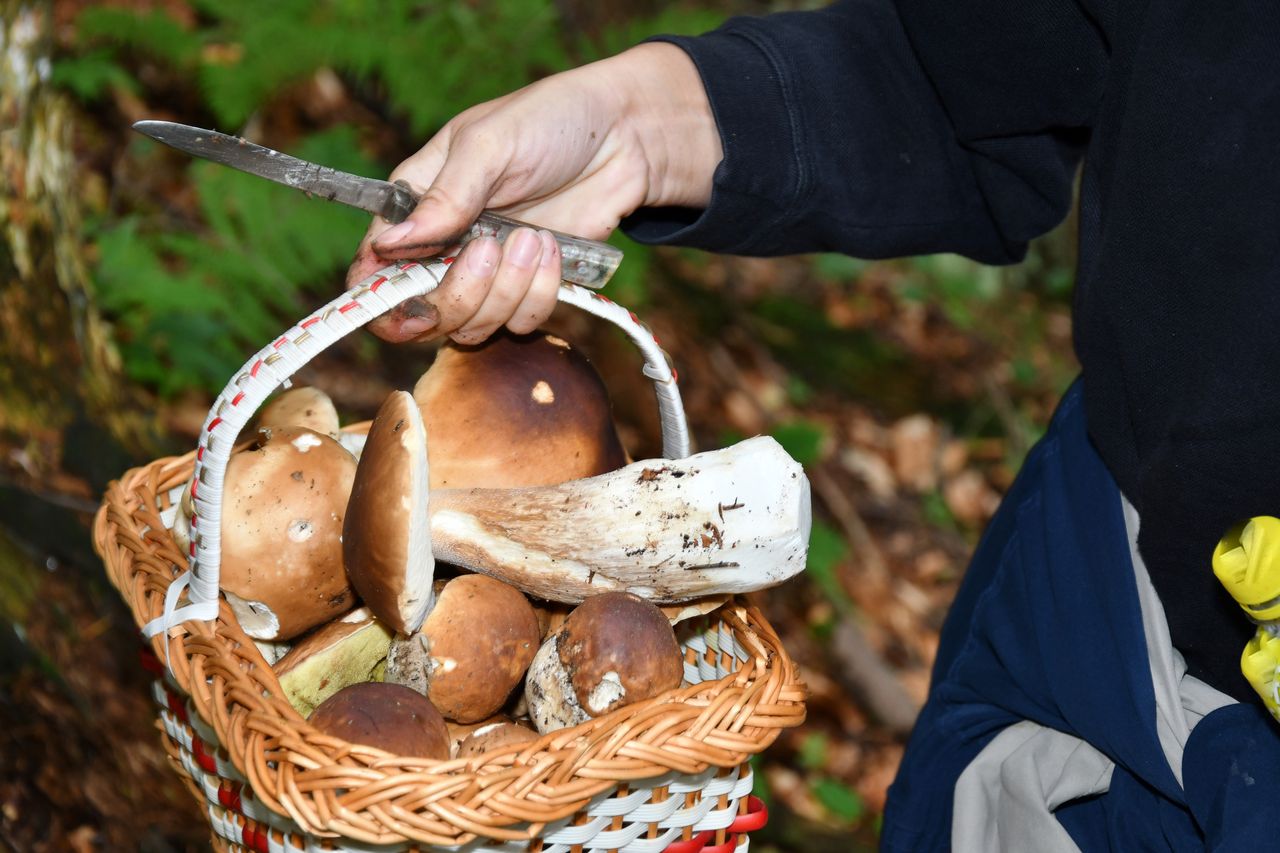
[{"xmin": 388, "ymin": 181, "xmax": 622, "ymax": 289}]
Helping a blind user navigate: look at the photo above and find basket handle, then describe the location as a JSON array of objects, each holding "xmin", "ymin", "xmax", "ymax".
[{"xmin": 142, "ymin": 259, "xmax": 689, "ymax": 639}]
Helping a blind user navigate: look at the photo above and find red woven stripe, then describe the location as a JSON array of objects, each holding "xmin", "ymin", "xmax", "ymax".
[
  {"xmin": 672, "ymin": 368, "xmax": 679, "ymax": 383},
  {"xmin": 191, "ymin": 737, "xmax": 217, "ymax": 774},
  {"xmin": 369, "ymin": 275, "xmax": 387, "ymax": 292},
  {"xmin": 728, "ymin": 796, "xmax": 768, "ymax": 833},
  {"xmin": 138, "ymin": 648, "xmax": 164, "ymax": 675},
  {"xmin": 196, "ymin": 447, "xmax": 205, "ymax": 461},
  {"xmin": 206, "ymin": 417, "xmax": 223, "ymax": 433},
  {"xmin": 273, "ymin": 336, "xmax": 289, "ymax": 349},
  {"xmin": 165, "ymin": 690, "xmax": 187, "ymax": 722},
  {"xmin": 300, "ymin": 317, "xmax": 320, "ymax": 329},
  {"xmin": 338, "ymin": 301, "xmax": 360, "ymax": 313},
  {"xmin": 231, "ymin": 391, "xmax": 245, "ymax": 406},
  {"xmin": 241, "ymin": 824, "xmax": 253, "ymax": 849},
  {"xmin": 442, "ymin": 256, "xmax": 456, "ymax": 265},
  {"xmin": 250, "ymin": 359, "xmax": 263, "ymax": 377}
]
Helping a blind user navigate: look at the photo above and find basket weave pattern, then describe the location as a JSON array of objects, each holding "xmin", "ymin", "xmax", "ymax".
[{"xmin": 94, "ymin": 448, "xmax": 807, "ymax": 850}]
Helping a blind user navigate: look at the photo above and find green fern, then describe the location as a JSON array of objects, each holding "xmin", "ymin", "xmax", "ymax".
[{"xmin": 94, "ymin": 128, "xmax": 376, "ymax": 394}]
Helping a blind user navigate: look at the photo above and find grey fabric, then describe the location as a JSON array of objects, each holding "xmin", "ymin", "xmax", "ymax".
[{"xmin": 950, "ymin": 496, "xmax": 1236, "ymax": 852}]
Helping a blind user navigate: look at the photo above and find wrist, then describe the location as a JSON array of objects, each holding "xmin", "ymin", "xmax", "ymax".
[{"xmin": 605, "ymin": 42, "xmax": 722, "ymax": 209}]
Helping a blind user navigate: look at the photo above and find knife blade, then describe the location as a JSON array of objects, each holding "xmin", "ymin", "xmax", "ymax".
[{"xmin": 132, "ymin": 120, "xmax": 622, "ymax": 289}]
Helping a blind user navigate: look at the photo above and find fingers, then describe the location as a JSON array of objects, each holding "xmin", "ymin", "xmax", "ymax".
[
  {"xmin": 507, "ymin": 231, "xmax": 562, "ymax": 335},
  {"xmin": 372, "ymin": 132, "xmax": 508, "ymax": 259},
  {"xmin": 362, "ymin": 228, "xmax": 562, "ymax": 345}
]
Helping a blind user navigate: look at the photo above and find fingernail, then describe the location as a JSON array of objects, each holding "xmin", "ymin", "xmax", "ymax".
[
  {"xmin": 400, "ymin": 314, "xmax": 438, "ymax": 337},
  {"xmin": 538, "ymin": 230, "xmax": 559, "ymax": 268},
  {"xmin": 466, "ymin": 236, "xmax": 501, "ymax": 275},
  {"xmin": 375, "ymin": 222, "xmax": 414, "ymax": 247},
  {"xmin": 506, "ymin": 228, "xmax": 541, "ymax": 269}
]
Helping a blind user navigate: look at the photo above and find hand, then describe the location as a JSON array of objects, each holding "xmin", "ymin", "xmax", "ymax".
[{"xmin": 345, "ymin": 42, "xmax": 722, "ymax": 344}]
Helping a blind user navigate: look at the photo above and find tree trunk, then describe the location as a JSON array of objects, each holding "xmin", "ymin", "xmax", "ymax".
[{"xmin": 0, "ymin": 0, "xmax": 150, "ymax": 469}]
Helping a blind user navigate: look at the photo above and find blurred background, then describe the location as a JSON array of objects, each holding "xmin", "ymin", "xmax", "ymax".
[{"xmin": 0, "ymin": 0, "xmax": 1079, "ymax": 850}]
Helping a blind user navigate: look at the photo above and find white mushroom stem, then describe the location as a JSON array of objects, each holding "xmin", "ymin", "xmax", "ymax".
[{"xmin": 426, "ymin": 436, "xmax": 811, "ymax": 604}]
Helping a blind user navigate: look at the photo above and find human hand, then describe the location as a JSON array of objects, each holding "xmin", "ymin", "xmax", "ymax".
[{"xmin": 345, "ymin": 42, "xmax": 721, "ymax": 344}]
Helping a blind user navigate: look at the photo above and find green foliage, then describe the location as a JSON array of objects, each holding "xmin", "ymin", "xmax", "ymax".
[
  {"xmin": 806, "ymin": 520, "xmax": 852, "ymax": 612},
  {"xmin": 798, "ymin": 732, "xmax": 829, "ymax": 771},
  {"xmin": 49, "ymin": 49, "xmax": 137, "ymax": 101},
  {"xmin": 770, "ymin": 419, "xmax": 827, "ymax": 466},
  {"xmin": 94, "ymin": 128, "xmax": 376, "ymax": 394},
  {"xmin": 72, "ymin": 0, "xmax": 568, "ymax": 135},
  {"xmin": 581, "ymin": 6, "xmax": 728, "ymax": 61},
  {"xmin": 601, "ymin": 232, "xmax": 654, "ymax": 308},
  {"xmin": 812, "ymin": 777, "xmax": 865, "ymax": 824}
]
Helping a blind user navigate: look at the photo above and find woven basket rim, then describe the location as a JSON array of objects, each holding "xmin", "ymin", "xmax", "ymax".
[{"xmin": 94, "ymin": 439, "xmax": 807, "ymax": 846}]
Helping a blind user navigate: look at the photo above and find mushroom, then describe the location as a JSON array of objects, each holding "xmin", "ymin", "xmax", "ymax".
[
  {"xmin": 308, "ymin": 682, "xmax": 449, "ymax": 760},
  {"xmin": 273, "ymin": 608, "xmax": 394, "ymax": 718},
  {"xmin": 257, "ymin": 386, "xmax": 341, "ymax": 439},
  {"xmin": 524, "ymin": 592, "xmax": 684, "ymax": 734},
  {"xmin": 425, "ymin": 436, "xmax": 811, "ymax": 603},
  {"xmin": 218, "ymin": 426, "xmax": 357, "ymax": 640},
  {"xmin": 386, "ymin": 574, "xmax": 541, "ymax": 723},
  {"xmin": 343, "ymin": 391, "xmax": 434, "ymax": 635},
  {"xmin": 413, "ymin": 331, "xmax": 627, "ymax": 489},
  {"xmin": 456, "ymin": 721, "xmax": 539, "ymax": 758},
  {"xmin": 445, "ymin": 715, "xmax": 510, "ymax": 758}
]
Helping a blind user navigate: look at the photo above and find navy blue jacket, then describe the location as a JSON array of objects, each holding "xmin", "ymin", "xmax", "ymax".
[{"xmin": 625, "ymin": 0, "xmax": 1280, "ymax": 706}]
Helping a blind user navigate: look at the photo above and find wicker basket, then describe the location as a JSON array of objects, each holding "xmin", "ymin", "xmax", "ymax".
[{"xmin": 94, "ymin": 259, "xmax": 807, "ymax": 851}]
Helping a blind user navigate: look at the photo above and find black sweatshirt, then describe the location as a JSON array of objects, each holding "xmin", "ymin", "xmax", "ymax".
[{"xmin": 623, "ymin": 0, "xmax": 1280, "ymax": 704}]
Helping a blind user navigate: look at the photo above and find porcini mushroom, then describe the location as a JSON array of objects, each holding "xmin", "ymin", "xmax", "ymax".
[
  {"xmin": 456, "ymin": 721, "xmax": 539, "ymax": 758},
  {"xmin": 343, "ymin": 391, "xmax": 434, "ymax": 635},
  {"xmin": 426, "ymin": 436, "xmax": 811, "ymax": 603},
  {"xmin": 257, "ymin": 386, "xmax": 341, "ymax": 439},
  {"xmin": 218, "ymin": 426, "xmax": 357, "ymax": 640},
  {"xmin": 413, "ymin": 331, "xmax": 627, "ymax": 489},
  {"xmin": 525, "ymin": 592, "xmax": 684, "ymax": 734},
  {"xmin": 386, "ymin": 574, "xmax": 541, "ymax": 723},
  {"xmin": 273, "ymin": 608, "xmax": 394, "ymax": 717},
  {"xmin": 308, "ymin": 682, "xmax": 449, "ymax": 760}
]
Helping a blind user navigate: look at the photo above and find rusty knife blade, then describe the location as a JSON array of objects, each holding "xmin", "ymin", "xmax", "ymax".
[{"xmin": 131, "ymin": 120, "xmax": 622, "ymax": 288}]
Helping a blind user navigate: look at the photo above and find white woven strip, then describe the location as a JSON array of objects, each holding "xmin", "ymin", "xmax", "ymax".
[{"xmin": 142, "ymin": 261, "xmax": 690, "ymax": 640}]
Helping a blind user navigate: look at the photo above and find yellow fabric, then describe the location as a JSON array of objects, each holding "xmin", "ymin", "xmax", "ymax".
[
  {"xmin": 1213, "ymin": 516, "xmax": 1280, "ymax": 622},
  {"xmin": 1242, "ymin": 628, "xmax": 1280, "ymax": 720}
]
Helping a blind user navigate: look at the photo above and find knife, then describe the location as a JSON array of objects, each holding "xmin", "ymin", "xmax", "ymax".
[{"xmin": 131, "ymin": 120, "xmax": 623, "ymax": 289}]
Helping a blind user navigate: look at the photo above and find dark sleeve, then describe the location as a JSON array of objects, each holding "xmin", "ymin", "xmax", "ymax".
[
  {"xmin": 622, "ymin": 0, "xmax": 1108, "ymax": 265},
  {"xmin": 1183, "ymin": 703, "xmax": 1280, "ymax": 846}
]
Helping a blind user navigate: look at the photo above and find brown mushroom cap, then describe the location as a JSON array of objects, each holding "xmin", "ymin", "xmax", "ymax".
[
  {"xmin": 343, "ymin": 391, "xmax": 434, "ymax": 635},
  {"xmin": 456, "ymin": 721, "xmax": 539, "ymax": 758},
  {"xmin": 308, "ymin": 682, "xmax": 449, "ymax": 760},
  {"xmin": 412, "ymin": 331, "xmax": 627, "ymax": 489},
  {"xmin": 559, "ymin": 592, "xmax": 684, "ymax": 717},
  {"xmin": 257, "ymin": 386, "xmax": 340, "ymax": 438},
  {"xmin": 219, "ymin": 426, "xmax": 356, "ymax": 640},
  {"xmin": 395, "ymin": 575, "xmax": 541, "ymax": 723}
]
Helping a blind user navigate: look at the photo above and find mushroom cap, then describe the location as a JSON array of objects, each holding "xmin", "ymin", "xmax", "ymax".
[
  {"xmin": 445, "ymin": 714, "xmax": 510, "ymax": 757},
  {"xmin": 343, "ymin": 391, "xmax": 434, "ymax": 635},
  {"xmin": 456, "ymin": 721, "xmax": 539, "ymax": 758},
  {"xmin": 257, "ymin": 386, "xmax": 340, "ymax": 438},
  {"xmin": 308, "ymin": 682, "xmax": 449, "ymax": 760},
  {"xmin": 559, "ymin": 592, "xmax": 684, "ymax": 717},
  {"xmin": 414, "ymin": 574, "xmax": 541, "ymax": 723},
  {"xmin": 219, "ymin": 426, "xmax": 357, "ymax": 640},
  {"xmin": 412, "ymin": 331, "xmax": 627, "ymax": 489},
  {"xmin": 274, "ymin": 608, "xmax": 394, "ymax": 718}
]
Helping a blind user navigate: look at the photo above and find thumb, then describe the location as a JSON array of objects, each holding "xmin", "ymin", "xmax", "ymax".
[{"xmin": 372, "ymin": 148, "xmax": 506, "ymax": 258}]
